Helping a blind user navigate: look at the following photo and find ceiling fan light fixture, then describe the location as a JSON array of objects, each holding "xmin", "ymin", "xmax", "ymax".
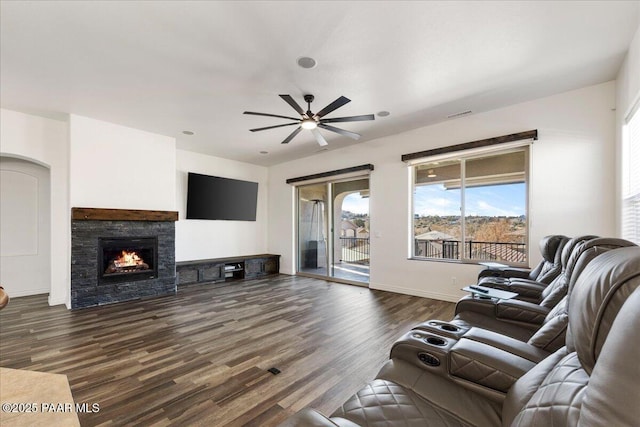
[{"xmin": 301, "ymin": 118, "xmax": 318, "ymax": 130}]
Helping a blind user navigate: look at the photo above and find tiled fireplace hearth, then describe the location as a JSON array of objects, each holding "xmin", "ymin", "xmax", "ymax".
[{"xmin": 71, "ymin": 208, "xmax": 178, "ymax": 309}]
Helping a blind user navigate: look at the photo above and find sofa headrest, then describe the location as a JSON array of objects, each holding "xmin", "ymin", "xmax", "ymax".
[
  {"xmin": 539, "ymin": 235, "xmax": 568, "ymax": 262},
  {"xmin": 566, "ymin": 237, "xmax": 637, "ymax": 293},
  {"xmin": 579, "ymin": 287, "xmax": 640, "ymax": 427},
  {"xmin": 567, "ymin": 246, "xmax": 640, "ymax": 375},
  {"xmin": 560, "ymin": 235, "xmax": 598, "ymax": 270}
]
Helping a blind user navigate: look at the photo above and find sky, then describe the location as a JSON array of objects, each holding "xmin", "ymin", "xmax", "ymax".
[
  {"xmin": 414, "ymin": 182, "xmax": 525, "ymax": 217},
  {"xmin": 340, "ymin": 183, "xmax": 525, "ymax": 217},
  {"xmin": 342, "ymin": 193, "xmax": 369, "ymax": 214}
]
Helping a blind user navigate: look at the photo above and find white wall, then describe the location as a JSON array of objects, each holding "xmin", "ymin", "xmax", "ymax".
[
  {"xmin": 175, "ymin": 149, "xmax": 268, "ymax": 261},
  {"xmin": 0, "ymin": 108, "xmax": 69, "ymax": 306},
  {"xmin": 268, "ymin": 82, "xmax": 617, "ymax": 302},
  {"xmin": 69, "ymin": 115, "xmax": 176, "ymax": 210},
  {"xmin": 616, "ymin": 18, "xmax": 640, "ymax": 236}
]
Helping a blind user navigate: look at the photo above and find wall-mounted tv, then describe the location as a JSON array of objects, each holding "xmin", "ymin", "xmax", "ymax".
[{"xmin": 186, "ymin": 172, "xmax": 258, "ymax": 221}]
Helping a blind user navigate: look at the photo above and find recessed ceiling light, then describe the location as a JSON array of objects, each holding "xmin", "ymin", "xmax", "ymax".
[
  {"xmin": 259, "ymin": 151, "xmax": 269, "ymax": 155},
  {"xmin": 297, "ymin": 56, "xmax": 317, "ymax": 69},
  {"xmin": 182, "ymin": 130, "xmax": 194, "ymax": 135},
  {"xmin": 377, "ymin": 111, "xmax": 390, "ymax": 117}
]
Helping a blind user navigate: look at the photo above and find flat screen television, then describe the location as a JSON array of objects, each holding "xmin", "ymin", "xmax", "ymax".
[{"xmin": 186, "ymin": 172, "xmax": 258, "ymax": 221}]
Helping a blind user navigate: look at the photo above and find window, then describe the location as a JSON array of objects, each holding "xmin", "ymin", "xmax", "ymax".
[
  {"xmin": 412, "ymin": 147, "xmax": 528, "ymax": 265},
  {"xmin": 622, "ymin": 103, "xmax": 640, "ymax": 244}
]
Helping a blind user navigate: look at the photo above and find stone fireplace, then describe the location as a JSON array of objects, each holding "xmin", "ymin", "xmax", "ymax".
[{"xmin": 71, "ymin": 208, "xmax": 178, "ymax": 309}]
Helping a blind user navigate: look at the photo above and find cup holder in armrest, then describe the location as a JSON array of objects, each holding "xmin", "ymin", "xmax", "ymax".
[
  {"xmin": 425, "ymin": 336, "xmax": 447, "ymax": 346},
  {"xmin": 426, "ymin": 320, "xmax": 462, "ymax": 333},
  {"xmin": 410, "ymin": 332, "xmax": 448, "ymax": 346},
  {"xmin": 413, "ymin": 320, "xmax": 467, "ymax": 340}
]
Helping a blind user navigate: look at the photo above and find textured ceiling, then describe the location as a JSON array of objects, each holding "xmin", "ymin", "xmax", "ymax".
[{"xmin": 1, "ymin": 1, "xmax": 638, "ymax": 166}]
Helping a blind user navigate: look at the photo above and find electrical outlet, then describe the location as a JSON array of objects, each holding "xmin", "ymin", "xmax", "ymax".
[{"xmin": 452, "ymin": 277, "xmax": 457, "ymax": 285}]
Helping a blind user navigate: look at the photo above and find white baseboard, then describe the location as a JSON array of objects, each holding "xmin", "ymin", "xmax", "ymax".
[
  {"xmin": 48, "ymin": 295, "xmax": 70, "ymax": 308},
  {"xmin": 369, "ymin": 282, "xmax": 461, "ymax": 303},
  {"xmin": 6, "ymin": 288, "xmax": 49, "ymax": 298},
  {"xmin": 3, "ymin": 288, "xmax": 69, "ymax": 307}
]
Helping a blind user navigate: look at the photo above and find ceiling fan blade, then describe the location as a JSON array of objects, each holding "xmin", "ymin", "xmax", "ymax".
[
  {"xmin": 279, "ymin": 94, "xmax": 306, "ymax": 116},
  {"xmin": 318, "ymin": 123, "xmax": 361, "ymax": 140},
  {"xmin": 311, "ymin": 128, "xmax": 328, "ymax": 146},
  {"xmin": 244, "ymin": 111, "xmax": 301, "ymax": 121},
  {"xmin": 313, "ymin": 96, "xmax": 351, "ymax": 119},
  {"xmin": 320, "ymin": 114, "xmax": 375, "ymax": 123},
  {"xmin": 249, "ymin": 122, "xmax": 300, "ymax": 132},
  {"xmin": 282, "ymin": 126, "xmax": 302, "ymax": 144}
]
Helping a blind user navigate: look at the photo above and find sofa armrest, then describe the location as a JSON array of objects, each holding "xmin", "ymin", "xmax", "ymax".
[
  {"xmin": 450, "ymin": 338, "xmax": 537, "ymax": 393},
  {"xmin": 478, "ymin": 277, "xmax": 511, "ymax": 287},
  {"xmin": 478, "ymin": 267, "xmax": 530, "ymax": 280},
  {"xmin": 455, "ymin": 295, "xmax": 498, "ymax": 317},
  {"xmin": 508, "ymin": 277, "xmax": 544, "ymax": 286},
  {"xmin": 277, "ymin": 408, "xmax": 359, "ymax": 427},
  {"xmin": 495, "ymin": 299, "xmax": 549, "ymax": 324},
  {"xmin": 476, "ymin": 280, "xmax": 545, "ymax": 302},
  {"xmin": 505, "ymin": 282, "xmax": 545, "ymax": 301},
  {"xmin": 462, "ymin": 327, "xmax": 549, "ymax": 363}
]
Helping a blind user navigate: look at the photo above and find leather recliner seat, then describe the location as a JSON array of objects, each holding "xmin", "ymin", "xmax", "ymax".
[
  {"xmin": 279, "ymin": 246, "xmax": 640, "ymax": 427},
  {"xmin": 476, "ymin": 235, "xmax": 595, "ymax": 303},
  {"xmin": 477, "ymin": 234, "xmax": 568, "ymax": 288}
]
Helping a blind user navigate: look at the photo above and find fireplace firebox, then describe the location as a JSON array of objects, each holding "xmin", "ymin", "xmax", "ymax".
[{"xmin": 98, "ymin": 237, "xmax": 158, "ymax": 284}]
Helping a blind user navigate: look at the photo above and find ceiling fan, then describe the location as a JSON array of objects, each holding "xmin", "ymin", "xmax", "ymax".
[{"xmin": 244, "ymin": 94, "xmax": 375, "ymax": 146}]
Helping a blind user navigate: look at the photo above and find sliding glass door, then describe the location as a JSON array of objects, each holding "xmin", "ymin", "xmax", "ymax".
[
  {"xmin": 298, "ymin": 183, "xmax": 329, "ymax": 277},
  {"xmin": 297, "ymin": 177, "xmax": 370, "ymax": 285}
]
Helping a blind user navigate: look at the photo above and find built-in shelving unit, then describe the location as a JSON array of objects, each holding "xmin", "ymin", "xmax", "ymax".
[{"xmin": 176, "ymin": 254, "xmax": 280, "ymax": 286}]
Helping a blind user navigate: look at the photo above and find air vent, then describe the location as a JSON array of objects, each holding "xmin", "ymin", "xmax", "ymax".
[{"xmin": 447, "ymin": 110, "xmax": 473, "ymax": 119}]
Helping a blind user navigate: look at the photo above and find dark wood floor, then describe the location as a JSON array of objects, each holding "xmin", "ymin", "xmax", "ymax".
[{"xmin": 0, "ymin": 275, "xmax": 454, "ymax": 426}]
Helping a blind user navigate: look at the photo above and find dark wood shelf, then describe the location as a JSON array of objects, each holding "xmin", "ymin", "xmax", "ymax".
[
  {"xmin": 72, "ymin": 207, "xmax": 178, "ymax": 222},
  {"xmin": 176, "ymin": 254, "xmax": 280, "ymax": 286}
]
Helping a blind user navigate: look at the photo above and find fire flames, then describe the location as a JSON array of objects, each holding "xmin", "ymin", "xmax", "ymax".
[
  {"xmin": 105, "ymin": 250, "xmax": 149, "ymax": 274},
  {"xmin": 114, "ymin": 250, "xmax": 144, "ymax": 268}
]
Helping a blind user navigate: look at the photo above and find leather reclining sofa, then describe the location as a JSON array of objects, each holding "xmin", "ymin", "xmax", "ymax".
[
  {"xmin": 279, "ymin": 239, "xmax": 640, "ymax": 427},
  {"xmin": 477, "ymin": 234, "xmax": 569, "ymax": 295}
]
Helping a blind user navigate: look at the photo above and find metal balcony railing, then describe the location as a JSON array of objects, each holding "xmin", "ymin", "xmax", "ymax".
[
  {"xmin": 339, "ymin": 237, "xmax": 370, "ymax": 264},
  {"xmin": 415, "ymin": 239, "xmax": 527, "ymax": 263},
  {"xmin": 339, "ymin": 237, "xmax": 526, "ymax": 265}
]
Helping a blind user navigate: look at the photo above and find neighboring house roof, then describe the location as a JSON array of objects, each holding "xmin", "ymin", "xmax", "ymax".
[
  {"xmin": 471, "ymin": 245, "xmax": 526, "ymax": 263},
  {"xmin": 342, "ymin": 220, "xmax": 358, "ymax": 230},
  {"xmin": 356, "ymin": 228, "xmax": 369, "ymax": 238},
  {"xmin": 415, "ymin": 231, "xmax": 455, "ymax": 241}
]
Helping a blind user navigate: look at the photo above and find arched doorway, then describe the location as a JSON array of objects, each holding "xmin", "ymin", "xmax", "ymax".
[{"xmin": 0, "ymin": 156, "xmax": 51, "ymax": 297}]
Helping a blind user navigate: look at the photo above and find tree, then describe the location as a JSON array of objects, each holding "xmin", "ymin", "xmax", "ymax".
[{"xmin": 473, "ymin": 219, "xmax": 514, "ymax": 242}]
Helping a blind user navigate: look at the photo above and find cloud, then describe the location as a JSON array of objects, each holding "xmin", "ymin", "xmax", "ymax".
[
  {"xmin": 415, "ymin": 182, "xmax": 525, "ymax": 217},
  {"xmin": 341, "ymin": 194, "xmax": 369, "ymax": 214}
]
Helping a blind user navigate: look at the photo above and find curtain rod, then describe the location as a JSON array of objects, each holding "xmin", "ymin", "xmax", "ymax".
[
  {"xmin": 401, "ymin": 130, "xmax": 538, "ymax": 162},
  {"xmin": 286, "ymin": 164, "xmax": 374, "ymax": 184}
]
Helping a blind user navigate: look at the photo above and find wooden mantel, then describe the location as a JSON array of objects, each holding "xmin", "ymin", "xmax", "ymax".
[{"xmin": 72, "ymin": 207, "xmax": 178, "ymax": 222}]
